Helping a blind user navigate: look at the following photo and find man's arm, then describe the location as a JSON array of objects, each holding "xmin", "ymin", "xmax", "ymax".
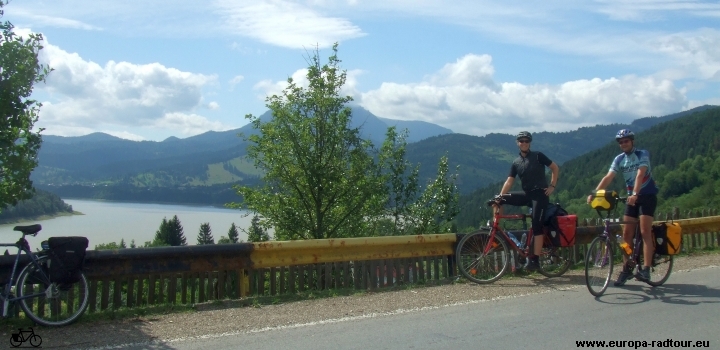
[
  {"xmin": 586, "ymin": 171, "xmax": 616, "ymax": 203},
  {"xmin": 500, "ymin": 177, "xmax": 514, "ymax": 194},
  {"xmin": 549, "ymin": 162, "xmax": 559, "ymax": 187}
]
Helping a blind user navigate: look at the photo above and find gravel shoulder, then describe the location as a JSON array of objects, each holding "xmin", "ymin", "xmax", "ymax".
[{"xmin": 4, "ymin": 253, "xmax": 719, "ymax": 349}]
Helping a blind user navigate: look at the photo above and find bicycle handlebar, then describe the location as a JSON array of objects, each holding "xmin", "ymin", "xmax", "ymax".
[{"xmin": 486, "ymin": 193, "xmax": 512, "ymax": 207}]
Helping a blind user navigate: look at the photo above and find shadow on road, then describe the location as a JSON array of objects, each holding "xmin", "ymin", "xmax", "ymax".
[{"xmin": 593, "ymin": 283, "xmax": 720, "ymax": 306}]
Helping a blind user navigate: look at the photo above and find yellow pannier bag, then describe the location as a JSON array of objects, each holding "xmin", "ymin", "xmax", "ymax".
[
  {"xmin": 590, "ymin": 190, "xmax": 618, "ymax": 211},
  {"xmin": 652, "ymin": 222, "xmax": 682, "ymax": 255}
]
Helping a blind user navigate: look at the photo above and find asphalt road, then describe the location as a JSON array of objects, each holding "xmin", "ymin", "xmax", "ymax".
[{"xmin": 114, "ymin": 266, "xmax": 719, "ymax": 350}]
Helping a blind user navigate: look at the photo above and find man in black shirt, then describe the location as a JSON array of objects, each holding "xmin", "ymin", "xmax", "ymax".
[{"xmin": 498, "ymin": 131, "xmax": 559, "ymax": 271}]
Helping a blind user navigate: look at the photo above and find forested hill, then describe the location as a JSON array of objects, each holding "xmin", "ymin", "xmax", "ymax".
[
  {"xmin": 453, "ymin": 106, "xmax": 720, "ymax": 231},
  {"xmin": 0, "ymin": 189, "xmax": 75, "ymax": 224},
  {"xmin": 405, "ymin": 105, "xmax": 717, "ymax": 193}
]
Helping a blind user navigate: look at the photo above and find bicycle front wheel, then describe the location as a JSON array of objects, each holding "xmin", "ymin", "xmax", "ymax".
[
  {"xmin": 29, "ymin": 335, "xmax": 42, "ymax": 347},
  {"xmin": 16, "ymin": 256, "xmax": 89, "ymax": 327},
  {"xmin": 646, "ymin": 254, "xmax": 673, "ymax": 287},
  {"xmin": 538, "ymin": 243, "xmax": 572, "ymax": 278},
  {"xmin": 585, "ymin": 236, "xmax": 614, "ymax": 297},
  {"xmin": 456, "ymin": 230, "xmax": 509, "ymax": 284}
]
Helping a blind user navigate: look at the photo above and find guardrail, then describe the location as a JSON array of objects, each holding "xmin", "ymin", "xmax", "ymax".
[{"xmin": 1, "ymin": 214, "xmax": 719, "ymax": 318}]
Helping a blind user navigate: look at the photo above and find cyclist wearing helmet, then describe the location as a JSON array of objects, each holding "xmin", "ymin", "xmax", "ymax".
[
  {"xmin": 587, "ymin": 129, "xmax": 659, "ymax": 285},
  {"xmin": 498, "ymin": 131, "xmax": 559, "ymax": 271}
]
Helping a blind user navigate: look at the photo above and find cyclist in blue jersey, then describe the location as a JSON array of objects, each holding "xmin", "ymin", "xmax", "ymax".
[
  {"xmin": 498, "ymin": 131, "xmax": 559, "ymax": 271},
  {"xmin": 587, "ymin": 129, "xmax": 659, "ymax": 285}
]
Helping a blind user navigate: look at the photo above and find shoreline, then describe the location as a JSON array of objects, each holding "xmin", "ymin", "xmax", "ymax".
[{"xmin": 0, "ymin": 210, "xmax": 84, "ymax": 226}]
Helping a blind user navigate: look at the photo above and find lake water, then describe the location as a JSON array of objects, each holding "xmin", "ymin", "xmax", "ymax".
[{"xmin": 0, "ymin": 199, "xmax": 258, "ymax": 250}]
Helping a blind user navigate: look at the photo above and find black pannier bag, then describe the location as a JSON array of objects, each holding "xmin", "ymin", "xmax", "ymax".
[{"xmin": 47, "ymin": 236, "xmax": 89, "ymax": 285}]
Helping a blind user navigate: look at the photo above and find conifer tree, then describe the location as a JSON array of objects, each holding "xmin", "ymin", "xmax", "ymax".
[
  {"xmin": 167, "ymin": 215, "xmax": 187, "ymax": 246},
  {"xmin": 227, "ymin": 222, "xmax": 240, "ymax": 243},
  {"xmin": 197, "ymin": 222, "xmax": 214, "ymax": 245}
]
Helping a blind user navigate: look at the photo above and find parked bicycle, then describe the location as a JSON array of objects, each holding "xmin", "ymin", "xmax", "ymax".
[
  {"xmin": 585, "ymin": 191, "xmax": 673, "ymax": 297},
  {"xmin": 1, "ymin": 224, "xmax": 90, "ymax": 326},
  {"xmin": 456, "ymin": 194, "xmax": 573, "ymax": 284}
]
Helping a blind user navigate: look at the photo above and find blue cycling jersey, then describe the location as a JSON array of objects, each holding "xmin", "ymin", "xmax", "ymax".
[{"xmin": 609, "ymin": 148, "xmax": 659, "ymax": 195}]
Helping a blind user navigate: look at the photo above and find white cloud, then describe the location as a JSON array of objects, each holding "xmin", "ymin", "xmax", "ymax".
[
  {"xmin": 651, "ymin": 28, "xmax": 720, "ymax": 81},
  {"xmin": 208, "ymin": 101, "xmax": 220, "ymax": 110},
  {"xmin": 8, "ymin": 9, "xmax": 102, "ymax": 30},
  {"xmin": 359, "ymin": 54, "xmax": 687, "ymax": 136},
  {"xmin": 33, "ymin": 37, "xmax": 231, "ymax": 138},
  {"xmin": 155, "ymin": 112, "xmax": 231, "ymax": 136},
  {"xmin": 592, "ymin": 0, "xmax": 720, "ymax": 22},
  {"xmin": 229, "ymin": 75, "xmax": 245, "ymax": 91},
  {"xmin": 213, "ymin": 0, "xmax": 366, "ymax": 49},
  {"xmin": 103, "ymin": 131, "xmax": 146, "ymax": 141},
  {"xmin": 252, "ymin": 67, "xmax": 363, "ymax": 102}
]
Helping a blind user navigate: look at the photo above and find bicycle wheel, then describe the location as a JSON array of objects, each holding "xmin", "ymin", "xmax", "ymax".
[
  {"xmin": 585, "ymin": 236, "xmax": 614, "ymax": 297},
  {"xmin": 646, "ymin": 254, "xmax": 673, "ymax": 287},
  {"xmin": 10, "ymin": 336, "xmax": 22, "ymax": 348},
  {"xmin": 538, "ymin": 242, "xmax": 572, "ymax": 278},
  {"xmin": 29, "ymin": 335, "xmax": 42, "ymax": 347},
  {"xmin": 16, "ymin": 256, "xmax": 89, "ymax": 327},
  {"xmin": 456, "ymin": 230, "xmax": 509, "ymax": 284}
]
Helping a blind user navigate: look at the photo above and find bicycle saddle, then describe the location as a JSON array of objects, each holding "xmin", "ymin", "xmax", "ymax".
[{"xmin": 13, "ymin": 224, "xmax": 42, "ymax": 235}]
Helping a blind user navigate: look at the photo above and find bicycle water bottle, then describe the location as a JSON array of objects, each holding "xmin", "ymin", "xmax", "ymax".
[
  {"xmin": 617, "ymin": 235, "xmax": 632, "ymax": 255},
  {"xmin": 508, "ymin": 232, "xmax": 521, "ymax": 247}
]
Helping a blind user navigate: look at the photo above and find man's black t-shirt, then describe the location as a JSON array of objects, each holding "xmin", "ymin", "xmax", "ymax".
[{"xmin": 508, "ymin": 151, "xmax": 552, "ymax": 192}]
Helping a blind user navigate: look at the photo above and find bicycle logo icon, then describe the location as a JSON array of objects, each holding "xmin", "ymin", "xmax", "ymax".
[{"xmin": 9, "ymin": 327, "xmax": 42, "ymax": 348}]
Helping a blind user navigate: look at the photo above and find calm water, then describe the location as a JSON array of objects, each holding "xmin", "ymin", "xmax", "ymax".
[{"xmin": 0, "ymin": 199, "xmax": 257, "ymax": 250}]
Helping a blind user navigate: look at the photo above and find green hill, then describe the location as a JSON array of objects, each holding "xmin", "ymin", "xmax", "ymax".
[{"xmin": 453, "ymin": 106, "xmax": 720, "ymax": 231}]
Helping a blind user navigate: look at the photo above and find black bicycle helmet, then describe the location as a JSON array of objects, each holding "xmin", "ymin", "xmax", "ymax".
[
  {"xmin": 516, "ymin": 131, "xmax": 532, "ymax": 142},
  {"xmin": 615, "ymin": 129, "xmax": 634, "ymax": 141}
]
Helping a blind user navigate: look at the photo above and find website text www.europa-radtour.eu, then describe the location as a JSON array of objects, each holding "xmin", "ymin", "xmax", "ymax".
[{"xmin": 575, "ymin": 339, "xmax": 710, "ymax": 348}]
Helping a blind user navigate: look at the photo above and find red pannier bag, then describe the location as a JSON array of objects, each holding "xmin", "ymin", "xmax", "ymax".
[{"xmin": 547, "ymin": 215, "xmax": 577, "ymax": 247}]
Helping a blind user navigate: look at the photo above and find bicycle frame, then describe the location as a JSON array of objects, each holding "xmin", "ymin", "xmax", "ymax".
[
  {"xmin": 485, "ymin": 205, "xmax": 534, "ymax": 256},
  {"xmin": 0, "ymin": 236, "xmax": 50, "ymax": 317},
  {"xmin": 589, "ymin": 197, "xmax": 649, "ymax": 277}
]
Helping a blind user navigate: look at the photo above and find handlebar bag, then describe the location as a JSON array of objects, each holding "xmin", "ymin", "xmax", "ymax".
[
  {"xmin": 47, "ymin": 236, "xmax": 89, "ymax": 285},
  {"xmin": 590, "ymin": 190, "xmax": 618, "ymax": 211}
]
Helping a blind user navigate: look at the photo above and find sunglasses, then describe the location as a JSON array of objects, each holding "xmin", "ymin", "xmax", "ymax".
[
  {"xmin": 617, "ymin": 139, "xmax": 632, "ymax": 145},
  {"xmin": 518, "ymin": 139, "xmax": 531, "ymax": 144}
]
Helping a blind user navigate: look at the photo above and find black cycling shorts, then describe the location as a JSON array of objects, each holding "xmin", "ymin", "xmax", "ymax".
[
  {"xmin": 624, "ymin": 194, "xmax": 657, "ymax": 218},
  {"xmin": 501, "ymin": 190, "xmax": 548, "ymax": 236}
]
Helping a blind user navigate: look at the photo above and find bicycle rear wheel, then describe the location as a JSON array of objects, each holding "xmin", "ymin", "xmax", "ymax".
[
  {"xmin": 456, "ymin": 230, "xmax": 509, "ymax": 284},
  {"xmin": 646, "ymin": 254, "xmax": 673, "ymax": 287},
  {"xmin": 537, "ymin": 235, "xmax": 572, "ymax": 277},
  {"xmin": 585, "ymin": 236, "xmax": 614, "ymax": 297},
  {"xmin": 16, "ymin": 256, "xmax": 89, "ymax": 327}
]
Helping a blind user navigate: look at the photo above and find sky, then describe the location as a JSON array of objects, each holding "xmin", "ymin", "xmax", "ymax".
[{"xmin": 4, "ymin": 0, "xmax": 720, "ymax": 142}]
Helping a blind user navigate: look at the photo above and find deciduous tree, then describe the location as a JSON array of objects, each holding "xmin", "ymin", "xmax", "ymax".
[
  {"xmin": 0, "ymin": 1, "xmax": 51, "ymax": 210},
  {"xmin": 231, "ymin": 44, "xmax": 385, "ymax": 240}
]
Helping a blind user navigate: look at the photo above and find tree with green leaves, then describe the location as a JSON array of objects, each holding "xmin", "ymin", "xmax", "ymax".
[
  {"xmin": 197, "ymin": 222, "xmax": 214, "ymax": 245},
  {"xmin": 231, "ymin": 44, "xmax": 386, "ymax": 240},
  {"xmin": 376, "ymin": 127, "xmax": 420, "ymax": 235},
  {"xmin": 217, "ymin": 236, "xmax": 232, "ymax": 244},
  {"xmin": 247, "ymin": 215, "xmax": 270, "ymax": 242},
  {"xmin": 227, "ymin": 222, "xmax": 240, "ymax": 243},
  {"xmin": 405, "ymin": 155, "xmax": 460, "ymax": 234},
  {"xmin": 0, "ymin": 1, "xmax": 51, "ymax": 210}
]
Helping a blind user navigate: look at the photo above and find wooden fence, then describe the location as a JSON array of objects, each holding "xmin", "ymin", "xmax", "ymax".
[{"xmin": 1, "ymin": 209, "xmax": 719, "ymax": 319}]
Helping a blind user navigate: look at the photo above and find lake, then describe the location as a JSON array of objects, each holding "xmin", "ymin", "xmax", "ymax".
[{"xmin": 0, "ymin": 199, "xmax": 258, "ymax": 250}]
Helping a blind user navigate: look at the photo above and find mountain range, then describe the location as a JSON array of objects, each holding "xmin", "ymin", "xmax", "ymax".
[{"xmin": 32, "ymin": 105, "xmax": 718, "ymax": 205}]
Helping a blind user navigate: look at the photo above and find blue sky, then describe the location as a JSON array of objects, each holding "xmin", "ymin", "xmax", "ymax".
[{"xmin": 5, "ymin": 0, "xmax": 720, "ymax": 141}]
